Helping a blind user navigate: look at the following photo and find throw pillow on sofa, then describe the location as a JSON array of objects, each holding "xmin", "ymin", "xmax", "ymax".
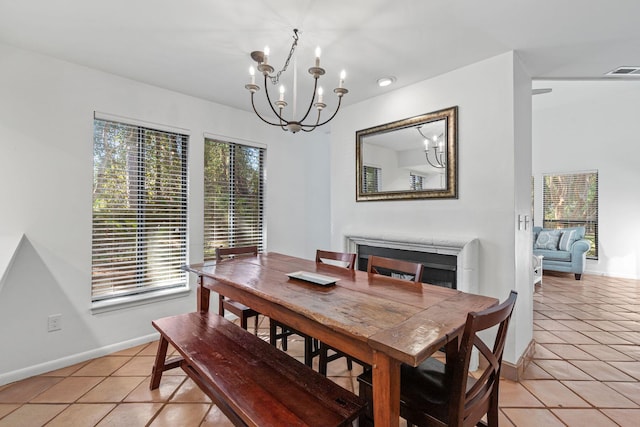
[
  {"xmin": 535, "ymin": 229, "xmax": 562, "ymax": 250},
  {"xmin": 558, "ymin": 229, "xmax": 576, "ymax": 251}
]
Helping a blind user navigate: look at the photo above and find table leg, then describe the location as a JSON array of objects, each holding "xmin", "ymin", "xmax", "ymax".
[
  {"xmin": 373, "ymin": 351, "xmax": 401, "ymax": 427},
  {"xmin": 445, "ymin": 336, "xmax": 459, "ymax": 383},
  {"xmin": 197, "ymin": 275, "xmax": 209, "ymax": 313},
  {"xmin": 150, "ymin": 336, "xmax": 169, "ymax": 390}
]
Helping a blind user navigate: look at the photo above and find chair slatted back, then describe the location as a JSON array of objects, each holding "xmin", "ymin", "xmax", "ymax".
[
  {"xmin": 215, "ymin": 245, "xmax": 258, "ymax": 262},
  {"xmin": 315, "ymin": 250, "xmax": 357, "ymax": 270},
  {"xmin": 367, "ymin": 255, "xmax": 424, "ymax": 283},
  {"xmin": 450, "ymin": 290, "xmax": 518, "ymax": 426}
]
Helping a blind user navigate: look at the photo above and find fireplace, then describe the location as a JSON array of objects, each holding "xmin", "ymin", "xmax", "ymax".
[
  {"xmin": 357, "ymin": 244, "xmax": 457, "ymax": 289},
  {"xmin": 345, "ymin": 233, "xmax": 478, "ymax": 294}
]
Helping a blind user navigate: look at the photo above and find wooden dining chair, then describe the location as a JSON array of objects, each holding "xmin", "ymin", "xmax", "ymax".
[
  {"xmin": 270, "ymin": 250, "xmax": 357, "ymax": 369},
  {"xmin": 315, "ymin": 249, "xmax": 357, "ymax": 269},
  {"xmin": 318, "ymin": 255, "xmax": 424, "ymax": 376},
  {"xmin": 366, "ymin": 255, "xmax": 424, "ymax": 282},
  {"xmin": 357, "ymin": 290, "xmax": 518, "ymax": 427},
  {"xmin": 216, "ymin": 245, "xmax": 260, "ymax": 335}
]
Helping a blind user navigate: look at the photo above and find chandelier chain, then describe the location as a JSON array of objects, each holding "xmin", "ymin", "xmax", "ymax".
[{"xmin": 269, "ymin": 29, "xmax": 300, "ymax": 85}]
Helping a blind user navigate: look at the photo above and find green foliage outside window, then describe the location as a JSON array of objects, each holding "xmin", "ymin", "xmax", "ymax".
[
  {"xmin": 204, "ymin": 139, "xmax": 265, "ymax": 260},
  {"xmin": 543, "ymin": 172, "xmax": 598, "ymax": 258},
  {"xmin": 92, "ymin": 119, "xmax": 188, "ymax": 300},
  {"xmin": 363, "ymin": 165, "xmax": 381, "ymax": 193}
]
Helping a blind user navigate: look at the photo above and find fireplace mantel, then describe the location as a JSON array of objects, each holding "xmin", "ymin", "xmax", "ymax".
[{"xmin": 344, "ymin": 232, "xmax": 479, "ymax": 294}]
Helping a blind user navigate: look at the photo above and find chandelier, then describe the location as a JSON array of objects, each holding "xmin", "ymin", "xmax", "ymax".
[
  {"xmin": 417, "ymin": 126, "xmax": 446, "ymax": 169},
  {"xmin": 245, "ymin": 29, "xmax": 348, "ymax": 133}
]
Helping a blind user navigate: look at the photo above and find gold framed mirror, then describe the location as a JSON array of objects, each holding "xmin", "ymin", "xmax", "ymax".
[{"xmin": 356, "ymin": 106, "xmax": 458, "ymax": 201}]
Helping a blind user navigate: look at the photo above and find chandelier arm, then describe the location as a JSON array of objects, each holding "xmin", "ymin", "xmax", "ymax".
[
  {"xmin": 263, "ymin": 74, "xmax": 290, "ymax": 124},
  {"xmin": 249, "ymin": 92, "xmax": 283, "ymax": 127},
  {"xmin": 416, "ymin": 126, "xmax": 429, "ymax": 140},
  {"xmin": 300, "ymin": 110, "xmax": 323, "ymax": 132},
  {"xmin": 425, "ymin": 150, "xmax": 445, "ymax": 169},
  {"xmin": 305, "ymin": 94, "xmax": 344, "ymax": 127},
  {"xmin": 278, "ymin": 114, "xmax": 290, "ymax": 132},
  {"xmin": 297, "ymin": 77, "xmax": 320, "ymax": 125}
]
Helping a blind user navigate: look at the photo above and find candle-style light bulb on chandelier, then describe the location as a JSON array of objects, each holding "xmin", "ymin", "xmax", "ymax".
[
  {"xmin": 244, "ymin": 29, "xmax": 348, "ymax": 133},
  {"xmin": 417, "ymin": 126, "xmax": 446, "ymax": 169}
]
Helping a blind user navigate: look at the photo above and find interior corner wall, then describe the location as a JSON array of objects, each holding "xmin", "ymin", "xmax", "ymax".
[
  {"xmin": 532, "ymin": 80, "xmax": 640, "ymax": 280},
  {"xmin": 329, "ymin": 51, "xmax": 532, "ymax": 366},
  {"xmin": 511, "ymin": 54, "xmax": 534, "ymax": 363},
  {"xmin": 0, "ymin": 42, "xmax": 330, "ymax": 384}
]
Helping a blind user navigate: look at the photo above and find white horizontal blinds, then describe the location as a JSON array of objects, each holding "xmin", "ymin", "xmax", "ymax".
[
  {"xmin": 410, "ymin": 173, "xmax": 424, "ymax": 191},
  {"xmin": 92, "ymin": 119, "xmax": 188, "ymax": 301},
  {"xmin": 204, "ymin": 138, "xmax": 265, "ymax": 260},
  {"xmin": 543, "ymin": 171, "xmax": 598, "ymax": 258},
  {"xmin": 363, "ymin": 165, "xmax": 381, "ymax": 192}
]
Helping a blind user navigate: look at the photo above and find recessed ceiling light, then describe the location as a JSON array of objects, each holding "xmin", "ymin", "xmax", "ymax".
[
  {"xmin": 377, "ymin": 76, "xmax": 396, "ymax": 87},
  {"xmin": 606, "ymin": 66, "xmax": 640, "ymax": 76}
]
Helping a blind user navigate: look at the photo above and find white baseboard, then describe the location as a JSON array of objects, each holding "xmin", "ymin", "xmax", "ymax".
[
  {"xmin": 584, "ymin": 268, "xmax": 639, "ymax": 280},
  {"xmin": 0, "ymin": 332, "xmax": 160, "ymax": 386}
]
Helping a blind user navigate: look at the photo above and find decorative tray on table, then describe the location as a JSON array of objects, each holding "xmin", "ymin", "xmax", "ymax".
[{"xmin": 286, "ymin": 271, "xmax": 338, "ymax": 286}]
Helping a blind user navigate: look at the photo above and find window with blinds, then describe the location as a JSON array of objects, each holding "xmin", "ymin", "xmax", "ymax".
[
  {"xmin": 543, "ymin": 171, "xmax": 598, "ymax": 258},
  {"xmin": 363, "ymin": 165, "xmax": 381, "ymax": 193},
  {"xmin": 92, "ymin": 118, "xmax": 188, "ymax": 302},
  {"xmin": 410, "ymin": 173, "xmax": 424, "ymax": 191},
  {"xmin": 204, "ymin": 138, "xmax": 265, "ymax": 260}
]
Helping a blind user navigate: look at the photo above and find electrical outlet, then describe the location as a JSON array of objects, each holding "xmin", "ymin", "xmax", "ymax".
[{"xmin": 48, "ymin": 314, "xmax": 62, "ymax": 332}]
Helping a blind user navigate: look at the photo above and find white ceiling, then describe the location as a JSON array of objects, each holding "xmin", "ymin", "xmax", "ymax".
[{"xmin": 1, "ymin": 0, "xmax": 639, "ymax": 113}]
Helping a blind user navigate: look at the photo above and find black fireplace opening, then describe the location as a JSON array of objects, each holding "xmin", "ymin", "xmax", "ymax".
[{"xmin": 357, "ymin": 244, "xmax": 457, "ymax": 289}]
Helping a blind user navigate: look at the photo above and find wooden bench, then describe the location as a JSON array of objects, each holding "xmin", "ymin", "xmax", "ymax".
[{"xmin": 150, "ymin": 312, "xmax": 366, "ymax": 427}]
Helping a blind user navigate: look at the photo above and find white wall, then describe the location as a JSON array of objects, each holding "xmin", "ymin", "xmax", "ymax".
[
  {"xmin": 0, "ymin": 42, "xmax": 330, "ymax": 384},
  {"xmin": 532, "ymin": 80, "xmax": 640, "ymax": 279},
  {"xmin": 512, "ymin": 56, "xmax": 535, "ymax": 360},
  {"xmin": 329, "ymin": 52, "xmax": 533, "ymax": 365},
  {"xmin": 362, "ymin": 144, "xmax": 407, "ymax": 191}
]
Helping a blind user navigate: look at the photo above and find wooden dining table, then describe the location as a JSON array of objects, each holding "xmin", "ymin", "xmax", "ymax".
[{"xmin": 184, "ymin": 252, "xmax": 497, "ymax": 427}]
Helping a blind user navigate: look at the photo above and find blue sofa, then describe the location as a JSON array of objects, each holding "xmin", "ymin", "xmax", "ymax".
[{"xmin": 533, "ymin": 226, "xmax": 591, "ymax": 280}]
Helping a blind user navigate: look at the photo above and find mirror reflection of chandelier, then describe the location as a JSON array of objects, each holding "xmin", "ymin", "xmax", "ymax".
[
  {"xmin": 244, "ymin": 29, "xmax": 348, "ymax": 133},
  {"xmin": 417, "ymin": 126, "xmax": 446, "ymax": 169}
]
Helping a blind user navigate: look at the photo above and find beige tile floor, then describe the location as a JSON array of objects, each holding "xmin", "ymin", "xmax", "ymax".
[{"xmin": 1, "ymin": 272, "xmax": 639, "ymax": 426}]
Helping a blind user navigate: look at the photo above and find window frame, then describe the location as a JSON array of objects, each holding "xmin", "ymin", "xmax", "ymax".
[
  {"xmin": 410, "ymin": 173, "xmax": 425, "ymax": 191},
  {"xmin": 91, "ymin": 113, "xmax": 190, "ymax": 311},
  {"xmin": 203, "ymin": 136, "xmax": 266, "ymax": 260},
  {"xmin": 542, "ymin": 170, "xmax": 598, "ymax": 259},
  {"xmin": 363, "ymin": 165, "xmax": 382, "ymax": 193}
]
